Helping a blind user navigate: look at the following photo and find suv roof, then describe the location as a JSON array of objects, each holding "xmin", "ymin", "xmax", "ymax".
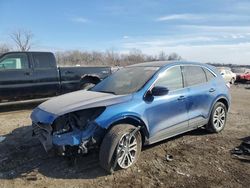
[{"xmin": 128, "ymin": 61, "xmax": 208, "ymax": 68}]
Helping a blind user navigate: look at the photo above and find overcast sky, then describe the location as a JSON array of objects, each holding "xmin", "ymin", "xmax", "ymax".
[{"xmin": 1, "ymin": 0, "xmax": 250, "ymax": 64}]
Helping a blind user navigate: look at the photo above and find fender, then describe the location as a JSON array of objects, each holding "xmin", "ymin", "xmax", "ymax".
[{"xmin": 96, "ymin": 112, "xmax": 149, "ymax": 138}]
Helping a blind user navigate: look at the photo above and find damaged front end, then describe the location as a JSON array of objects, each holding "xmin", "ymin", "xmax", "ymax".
[{"xmin": 32, "ymin": 107, "xmax": 106, "ymax": 156}]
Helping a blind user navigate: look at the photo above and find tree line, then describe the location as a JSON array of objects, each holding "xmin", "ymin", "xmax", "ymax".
[
  {"xmin": 0, "ymin": 29, "xmax": 184, "ymax": 66},
  {"xmin": 55, "ymin": 50, "xmax": 182, "ymax": 67}
]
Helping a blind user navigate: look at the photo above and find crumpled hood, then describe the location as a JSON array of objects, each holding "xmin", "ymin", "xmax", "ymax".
[{"xmin": 38, "ymin": 90, "xmax": 132, "ymax": 116}]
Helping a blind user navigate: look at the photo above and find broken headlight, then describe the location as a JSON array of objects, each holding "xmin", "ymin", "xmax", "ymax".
[
  {"xmin": 52, "ymin": 107, "xmax": 105, "ymax": 135},
  {"xmin": 52, "ymin": 115, "xmax": 72, "ymax": 135}
]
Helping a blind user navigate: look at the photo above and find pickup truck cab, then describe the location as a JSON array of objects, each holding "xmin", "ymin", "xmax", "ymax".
[{"xmin": 0, "ymin": 52, "xmax": 112, "ymax": 105}]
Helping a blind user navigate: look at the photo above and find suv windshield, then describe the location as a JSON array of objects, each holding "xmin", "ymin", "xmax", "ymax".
[{"xmin": 91, "ymin": 66, "xmax": 159, "ymax": 95}]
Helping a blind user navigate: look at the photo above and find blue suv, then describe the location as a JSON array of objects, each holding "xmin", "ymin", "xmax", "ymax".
[{"xmin": 31, "ymin": 61, "xmax": 230, "ymax": 173}]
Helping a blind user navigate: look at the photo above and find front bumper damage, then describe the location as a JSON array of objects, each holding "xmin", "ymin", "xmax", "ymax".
[
  {"xmin": 31, "ymin": 106, "xmax": 106, "ymax": 156},
  {"xmin": 32, "ymin": 120, "xmax": 105, "ymax": 156},
  {"xmin": 33, "ymin": 122, "xmax": 53, "ymax": 152}
]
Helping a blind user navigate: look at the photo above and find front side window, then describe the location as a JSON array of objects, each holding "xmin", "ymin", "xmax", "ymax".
[
  {"xmin": 183, "ymin": 66, "xmax": 207, "ymax": 87},
  {"xmin": 155, "ymin": 66, "xmax": 183, "ymax": 91},
  {"xmin": 0, "ymin": 53, "xmax": 29, "ymax": 70}
]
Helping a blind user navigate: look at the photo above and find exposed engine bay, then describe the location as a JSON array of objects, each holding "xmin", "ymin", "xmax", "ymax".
[{"xmin": 32, "ymin": 107, "xmax": 106, "ymax": 156}]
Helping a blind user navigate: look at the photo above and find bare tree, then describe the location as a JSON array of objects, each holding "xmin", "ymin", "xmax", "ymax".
[
  {"xmin": 0, "ymin": 43, "xmax": 11, "ymax": 54},
  {"xmin": 158, "ymin": 51, "xmax": 168, "ymax": 61},
  {"xmin": 167, "ymin": 52, "xmax": 182, "ymax": 61},
  {"xmin": 10, "ymin": 30, "xmax": 33, "ymax": 51},
  {"xmin": 105, "ymin": 49, "xmax": 120, "ymax": 66}
]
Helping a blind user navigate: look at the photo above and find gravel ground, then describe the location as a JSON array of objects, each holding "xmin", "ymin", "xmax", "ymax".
[{"xmin": 0, "ymin": 85, "xmax": 250, "ymax": 188}]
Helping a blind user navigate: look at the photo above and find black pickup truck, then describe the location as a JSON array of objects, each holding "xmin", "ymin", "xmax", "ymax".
[{"xmin": 0, "ymin": 51, "xmax": 112, "ymax": 105}]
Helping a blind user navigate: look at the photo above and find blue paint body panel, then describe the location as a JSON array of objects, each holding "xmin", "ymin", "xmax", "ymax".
[
  {"xmin": 31, "ymin": 61, "xmax": 231, "ymax": 147},
  {"xmin": 31, "ymin": 107, "xmax": 57, "ymax": 125}
]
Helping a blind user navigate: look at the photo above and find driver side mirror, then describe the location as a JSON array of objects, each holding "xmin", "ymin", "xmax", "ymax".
[{"xmin": 151, "ymin": 86, "xmax": 169, "ymax": 96}]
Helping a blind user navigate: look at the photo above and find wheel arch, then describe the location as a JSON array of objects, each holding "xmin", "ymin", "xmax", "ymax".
[
  {"xmin": 208, "ymin": 96, "xmax": 230, "ymax": 118},
  {"xmin": 106, "ymin": 116, "xmax": 149, "ymax": 146},
  {"xmin": 80, "ymin": 75, "xmax": 101, "ymax": 85},
  {"xmin": 216, "ymin": 97, "xmax": 229, "ymax": 110}
]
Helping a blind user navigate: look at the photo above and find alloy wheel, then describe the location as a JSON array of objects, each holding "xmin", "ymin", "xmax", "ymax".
[
  {"xmin": 117, "ymin": 133, "xmax": 137, "ymax": 169},
  {"xmin": 213, "ymin": 106, "xmax": 226, "ymax": 130}
]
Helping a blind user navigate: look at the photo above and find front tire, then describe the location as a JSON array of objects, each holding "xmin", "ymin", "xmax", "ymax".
[
  {"xmin": 99, "ymin": 124, "xmax": 142, "ymax": 173},
  {"xmin": 206, "ymin": 102, "xmax": 227, "ymax": 133}
]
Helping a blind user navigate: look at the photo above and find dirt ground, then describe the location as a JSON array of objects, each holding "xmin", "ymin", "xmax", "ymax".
[{"xmin": 0, "ymin": 85, "xmax": 250, "ymax": 188}]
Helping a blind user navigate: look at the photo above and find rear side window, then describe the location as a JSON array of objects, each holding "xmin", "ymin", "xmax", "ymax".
[
  {"xmin": 155, "ymin": 66, "xmax": 183, "ymax": 91},
  {"xmin": 203, "ymin": 68, "xmax": 215, "ymax": 81},
  {"xmin": 0, "ymin": 53, "xmax": 29, "ymax": 70},
  {"xmin": 33, "ymin": 53, "xmax": 56, "ymax": 69},
  {"xmin": 183, "ymin": 66, "xmax": 207, "ymax": 87}
]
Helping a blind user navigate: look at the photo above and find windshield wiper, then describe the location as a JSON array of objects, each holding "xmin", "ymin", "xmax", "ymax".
[{"xmin": 98, "ymin": 90, "xmax": 116, "ymax": 95}]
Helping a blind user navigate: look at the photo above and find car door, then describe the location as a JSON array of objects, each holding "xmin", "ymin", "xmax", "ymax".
[
  {"xmin": 31, "ymin": 52, "xmax": 60, "ymax": 97},
  {"xmin": 0, "ymin": 52, "xmax": 34, "ymax": 100},
  {"xmin": 182, "ymin": 65, "xmax": 216, "ymax": 129},
  {"xmin": 144, "ymin": 66, "xmax": 189, "ymax": 144}
]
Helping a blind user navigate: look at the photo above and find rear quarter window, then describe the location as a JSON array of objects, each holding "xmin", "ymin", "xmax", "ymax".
[
  {"xmin": 183, "ymin": 66, "xmax": 207, "ymax": 87},
  {"xmin": 32, "ymin": 53, "xmax": 56, "ymax": 69},
  {"xmin": 203, "ymin": 68, "xmax": 216, "ymax": 81}
]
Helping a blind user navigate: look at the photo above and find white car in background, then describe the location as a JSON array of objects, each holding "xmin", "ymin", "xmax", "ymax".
[{"xmin": 217, "ymin": 67, "xmax": 236, "ymax": 84}]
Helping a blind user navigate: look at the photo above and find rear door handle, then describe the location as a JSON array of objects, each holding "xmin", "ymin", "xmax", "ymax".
[
  {"xmin": 209, "ymin": 88, "xmax": 216, "ymax": 92},
  {"xmin": 177, "ymin": 96, "xmax": 185, "ymax": 100}
]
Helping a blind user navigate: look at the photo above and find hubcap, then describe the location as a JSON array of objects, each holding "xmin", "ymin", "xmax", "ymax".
[
  {"xmin": 213, "ymin": 106, "xmax": 226, "ymax": 130},
  {"xmin": 117, "ymin": 133, "xmax": 137, "ymax": 169}
]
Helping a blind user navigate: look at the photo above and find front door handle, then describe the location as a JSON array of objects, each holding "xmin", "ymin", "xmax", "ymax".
[
  {"xmin": 177, "ymin": 96, "xmax": 185, "ymax": 100},
  {"xmin": 209, "ymin": 88, "xmax": 216, "ymax": 92}
]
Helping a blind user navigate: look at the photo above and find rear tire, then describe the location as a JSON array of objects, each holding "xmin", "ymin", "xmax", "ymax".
[
  {"xmin": 206, "ymin": 102, "xmax": 227, "ymax": 133},
  {"xmin": 99, "ymin": 124, "xmax": 142, "ymax": 173}
]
